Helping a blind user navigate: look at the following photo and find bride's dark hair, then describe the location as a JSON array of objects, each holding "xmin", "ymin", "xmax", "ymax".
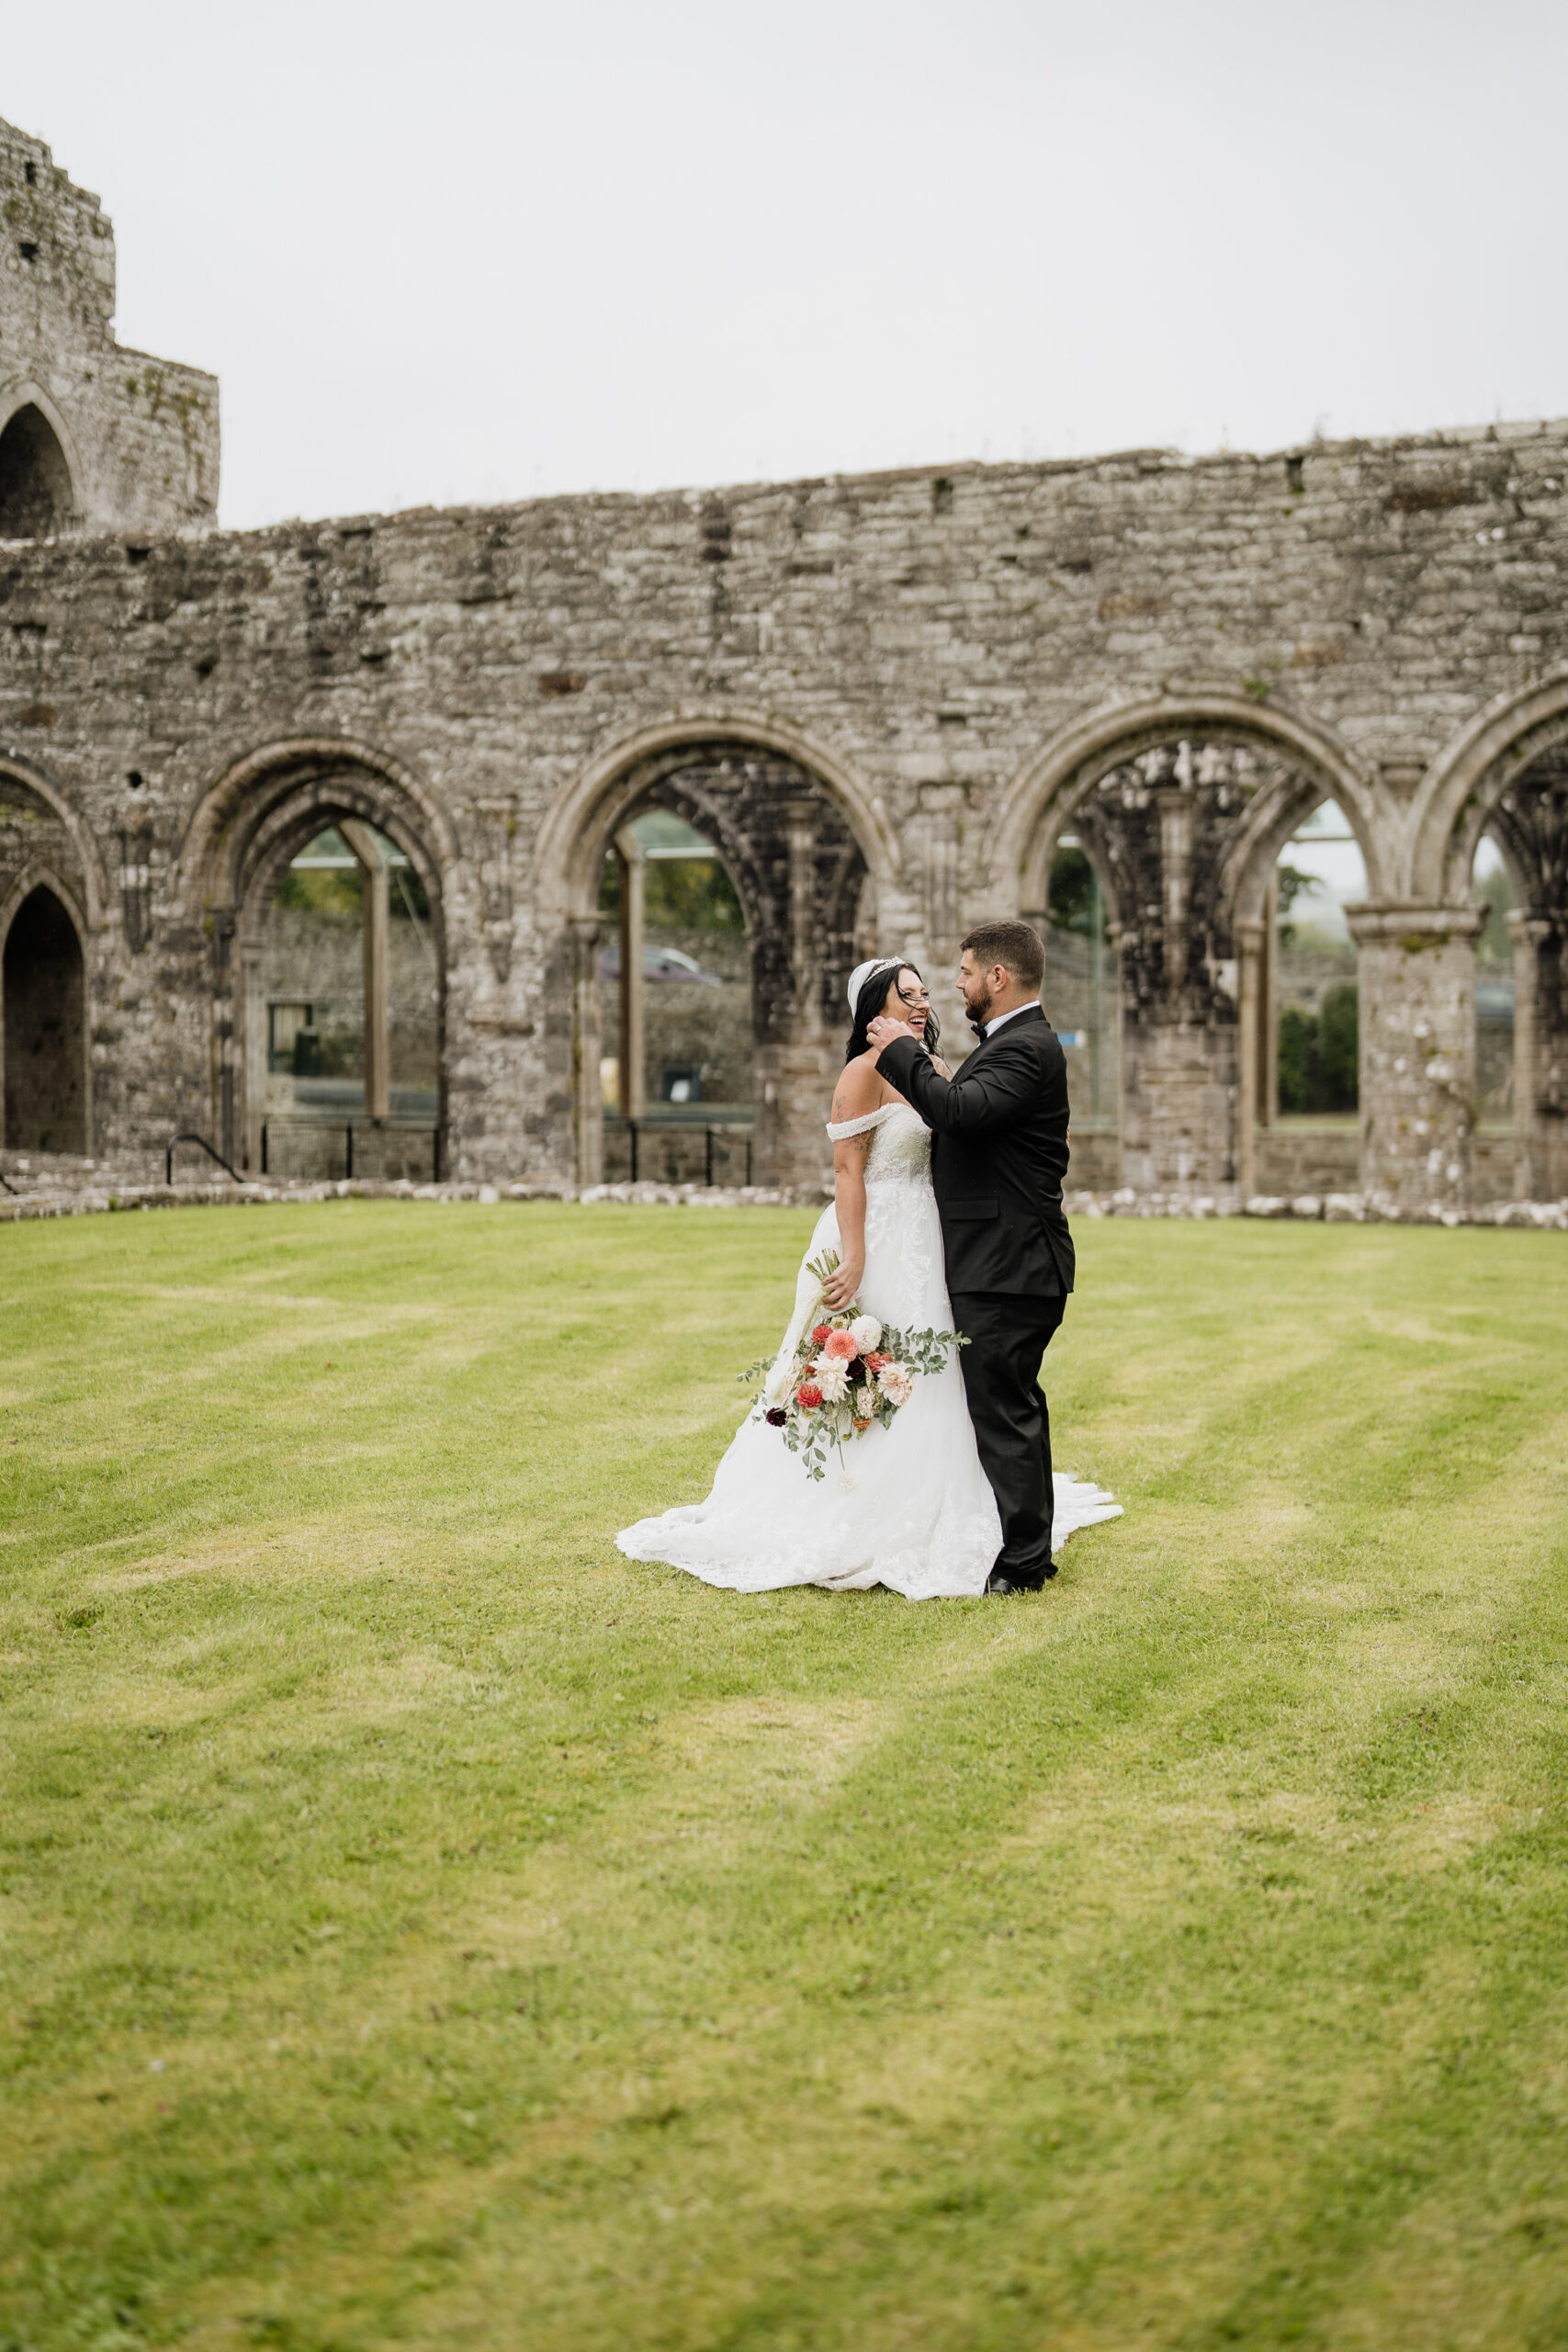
[{"xmin": 845, "ymin": 962, "xmax": 939, "ymax": 1063}]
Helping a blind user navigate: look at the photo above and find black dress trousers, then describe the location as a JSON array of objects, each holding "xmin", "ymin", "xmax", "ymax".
[{"xmin": 949, "ymin": 1290, "xmax": 1066, "ymax": 1587}]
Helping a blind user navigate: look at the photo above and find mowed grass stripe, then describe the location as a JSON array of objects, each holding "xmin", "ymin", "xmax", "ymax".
[{"xmin": 2, "ymin": 1205, "xmax": 1566, "ymax": 2350}]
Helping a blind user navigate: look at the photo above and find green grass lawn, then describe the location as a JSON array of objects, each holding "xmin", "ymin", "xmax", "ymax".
[{"xmin": 3, "ymin": 1204, "xmax": 1567, "ymax": 2352}]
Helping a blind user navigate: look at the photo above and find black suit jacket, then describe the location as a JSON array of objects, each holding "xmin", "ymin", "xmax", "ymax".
[{"xmin": 876, "ymin": 1005, "xmax": 1075, "ymax": 1298}]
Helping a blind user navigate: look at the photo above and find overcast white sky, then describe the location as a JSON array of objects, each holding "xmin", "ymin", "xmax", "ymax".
[{"xmin": 7, "ymin": 0, "xmax": 1565, "ymax": 530}]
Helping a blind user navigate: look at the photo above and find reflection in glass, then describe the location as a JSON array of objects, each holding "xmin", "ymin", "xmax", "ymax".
[
  {"xmin": 1047, "ymin": 841, "xmax": 1118, "ymax": 1129},
  {"xmin": 596, "ymin": 809, "xmax": 754, "ymax": 1183},
  {"xmin": 1271, "ymin": 801, "xmax": 1365, "ymax": 1122},
  {"xmin": 259, "ymin": 824, "xmax": 439, "ymax": 1179},
  {"xmin": 1472, "ymin": 834, "xmax": 1516, "ymax": 1126}
]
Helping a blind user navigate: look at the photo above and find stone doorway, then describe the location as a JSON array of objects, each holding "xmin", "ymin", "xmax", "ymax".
[
  {"xmin": 184, "ymin": 746, "xmax": 451, "ymax": 1186},
  {"xmin": 0, "ymin": 404, "xmax": 73, "ymax": 538},
  {"xmin": 597, "ymin": 808, "xmax": 755, "ymax": 1187},
  {"xmin": 572, "ymin": 746, "xmax": 871, "ymax": 1193},
  {"xmin": 2, "ymin": 883, "xmax": 87, "ymax": 1152},
  {"xmin": 248, "ymin": 820, "xmax": 441, "ymax": 1181}
]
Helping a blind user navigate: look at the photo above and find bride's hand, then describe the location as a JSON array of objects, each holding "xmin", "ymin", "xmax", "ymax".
[{"xmin": 821, "ymin": 1253, "xmax": 863, "ymax": 1311}]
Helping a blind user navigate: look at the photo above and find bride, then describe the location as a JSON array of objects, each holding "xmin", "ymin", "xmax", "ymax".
[{"xmin": 616, "ymin": 957, "xmax": 1119, "ymax": 1599}]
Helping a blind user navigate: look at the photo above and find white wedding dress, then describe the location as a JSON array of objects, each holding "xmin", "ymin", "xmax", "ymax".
[{"xmin": 615, "ymin": 1102, "xmax": 1122, "ymax": 1600}]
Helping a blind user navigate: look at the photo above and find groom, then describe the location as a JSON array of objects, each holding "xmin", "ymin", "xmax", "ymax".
[{"xmin": 868, "ymin": 920, "xmax": 1074, "ymax": 1596}]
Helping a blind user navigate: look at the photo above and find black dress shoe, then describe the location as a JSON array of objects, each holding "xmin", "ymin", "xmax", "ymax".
[{"xmin": 986, "ymin": 1573, "xmax": 1021, "ymax": 1595}]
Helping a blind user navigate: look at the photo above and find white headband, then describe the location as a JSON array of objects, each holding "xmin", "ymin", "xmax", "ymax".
[{"xmin": 847, "ymin": 956, "xmax": 905, "ymax": 1012}]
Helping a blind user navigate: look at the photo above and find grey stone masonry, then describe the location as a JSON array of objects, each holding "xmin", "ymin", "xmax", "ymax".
[
  {"xmin": 1, "ymin": 115, "xmax": 1567, "ymax": 1208},
  {"xmin": 0, "ymin": 119, "xmax": 218, "ymax": 534}
]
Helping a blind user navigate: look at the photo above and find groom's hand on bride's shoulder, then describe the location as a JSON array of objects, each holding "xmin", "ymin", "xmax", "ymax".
[{"xmin": 867, "ymin": 1013, "xmax": 921, "ymax": 1054}]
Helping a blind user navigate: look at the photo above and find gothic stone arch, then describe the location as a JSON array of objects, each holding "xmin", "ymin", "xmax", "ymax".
[
  {"xmin": 547, "ymin": 717, "xmax": 892, "ymax": 1190},
  {"xmin": 1411, "ymin": 676, "xmax": 1568, "ymax": 1200},
  {"xmin": 0, "ymin": 387, "xmax": 81, "ymax": 539},
  {"xmin": 1, "ymin": 868, "xmax": 91, "ymax": 1153},
  {"xmin": 179, "ymin": 739, "xmax": 451, "ymax": 1171},
  {"xmin": 0, "ymin": 757, "xmax": 99, "ymax": 1158},
  {"xmin": 995, "ymin": 695, "xmax": 1375, "ymax": 1196}
]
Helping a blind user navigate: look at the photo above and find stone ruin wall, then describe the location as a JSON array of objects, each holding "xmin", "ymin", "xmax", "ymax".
[
  {"xmin": 0, "ymin": 121, "xmax": 218, "ymax": 534},
  {"xmin": 1, "ymin": 117, "xmax": 1566, "ymax": 1208},
  {"xmin": 2, "ymin": 420, "xmax": 1564, "ymax": 1204}
]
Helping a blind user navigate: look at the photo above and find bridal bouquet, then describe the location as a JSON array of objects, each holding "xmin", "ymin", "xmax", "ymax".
[{"xmin": 743, "ymin": 1250, "xmax": 966, "ymax": 1481}]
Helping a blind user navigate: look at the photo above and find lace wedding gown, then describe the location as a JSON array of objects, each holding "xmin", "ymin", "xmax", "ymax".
[{"xmin": 615, "ymin": 1102, "xmax": 1121, "ymax": 1599}]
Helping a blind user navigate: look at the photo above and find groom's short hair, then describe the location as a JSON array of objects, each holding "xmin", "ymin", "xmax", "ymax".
[{"xmin": 961, "ymin": 919, "xmax": 1045, "ymax": 990}]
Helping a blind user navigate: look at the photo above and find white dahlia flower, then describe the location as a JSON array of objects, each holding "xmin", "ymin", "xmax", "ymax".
[
  {"xmin": 811, "ymin": 1357, "xmax": 850, "ymax": 1404},
  {"xmin": 852, "ymin": 1382, "xmax": 877, "ymax": 1419},
  {"xmin": 850, "ymin": 1314, "xmax": 883, "ymax": 1354},
  {"xmin": 876, "ymin": 1361, "xmax": 914, "ymax": 1408}
]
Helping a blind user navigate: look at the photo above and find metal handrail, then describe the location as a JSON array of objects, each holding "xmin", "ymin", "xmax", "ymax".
[
  {"xmin": 261, "ymin": 1118, "xmax": 441, "ymax": 1182},
  {"xmin": 620, "ymin": 1118, "xmax": 753, "ymax": 1187},
  {"xmin": 165, "ymin": 1132, "xmax": 242, "ymax": 1184}
]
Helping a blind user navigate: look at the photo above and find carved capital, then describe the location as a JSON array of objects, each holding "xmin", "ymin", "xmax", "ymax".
[{"xmin": 1343, "ymin": 899, "xmax": 1483, "ymax": 949}]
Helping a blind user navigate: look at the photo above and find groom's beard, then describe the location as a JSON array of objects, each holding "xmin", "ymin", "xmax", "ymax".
[{"xmin": 966, "ymin": 985, "xmax": 992, "ymax": 1039}]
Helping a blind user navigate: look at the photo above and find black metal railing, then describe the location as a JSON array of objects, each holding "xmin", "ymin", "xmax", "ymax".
[
  {"xmin": 260, "ymin": 1119, "xmax": 441, "ymax": 1184},
  {"xmin": 166, "ymin": 1132, "xmax": 242, "ymax": 1184},
  {"xmin": 604, "ymin": 1120, "xmax": 753, "ymax": 1188}
]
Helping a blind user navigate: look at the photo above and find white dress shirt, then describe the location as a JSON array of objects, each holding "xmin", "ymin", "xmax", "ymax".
[{"xmin": 982, "ymin": 999, "xmax": 1043, "ymax": 1038}]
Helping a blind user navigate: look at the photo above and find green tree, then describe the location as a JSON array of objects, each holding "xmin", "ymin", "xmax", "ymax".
[
  {"xmin": 1278, "ymin": 1005, "xmax": 1314, "ymax": 1114},
  {"xmin": 1317, "ymin": 983, "xmax": 1359, "ymax": 1111},
  {"xmin": 598, "ymin": 854, "xmax": 744, "ymax": 932},
  {"xmin": 1276, "ymin": 865, "xmax": 1320, "ymax": 949},
  {"xmin": 1049, "ymin": 846, "xmax": 1102, "ymax": 936},
  {"xmin": 646, "ymin": 858, "xmax": 744, "ymax": 931},
  {"xmin": 1277, "ymin": 986, "xmax": 1359, "ymax": 1115},
  {"xmin": 274, "ymin": 864, "xmax": 362, "ymax": 920}
]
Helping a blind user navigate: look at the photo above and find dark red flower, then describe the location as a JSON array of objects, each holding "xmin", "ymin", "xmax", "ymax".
[{"xmin": 765, "ymin": 1406, "xmax": 787, "ymax": 1427}]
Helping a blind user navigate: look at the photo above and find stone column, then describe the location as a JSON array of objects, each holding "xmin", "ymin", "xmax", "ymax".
[
  {"xmin": 1235, "ymin": 917, "xmax": 1265, "ymax": 1200},
  {"xmin": 1124, "ymin": 1023, "xmax": 1235, "ymax": 1194},
  {"xmin": 1261, "ymin": 869, "xmax": 1280, "ymax": 1131},
  {"xmin": 1156, "ymin": 786, "xmax": 1192, "ymax": 990},
  {"xmin": 753, "ymin": 798, "xmax": 835, "ymax": 1197},
  {"xmin": 1507, "ymin": 912, "xmax": 1549, "ymax": 1198},
  {"xmin": 240, "ymin": 938, "xmax": 266, "ymax": 1172},
  {"xmin": 211, "ymin": 910, "xmax": 236, "ymax": 1167},
  {"xmin": 570, "ymin": 916, "xmax": 604, "ymax": 1189},
  {"xmin": 1118, "ymin": 783, "xmax": 1233, "ymax": 1197},
  {"xmin": 784, "ymin": 799, "xmax": 820, "ymax": 1032},
  {"xmin": 340, "ymin": 819, "xmax": 390, "ymax": 1120},
  {"xmin": 1346, "ymin": 902, "xmax": 1483, "ymax": 1208},
  {"xmin": 1539, "ymin": 921, "xmax": 1568, "ymax": 1200},
  {"xmin": 614, "ymin": 826, "xmax": 646, "ymax": 1121}
]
